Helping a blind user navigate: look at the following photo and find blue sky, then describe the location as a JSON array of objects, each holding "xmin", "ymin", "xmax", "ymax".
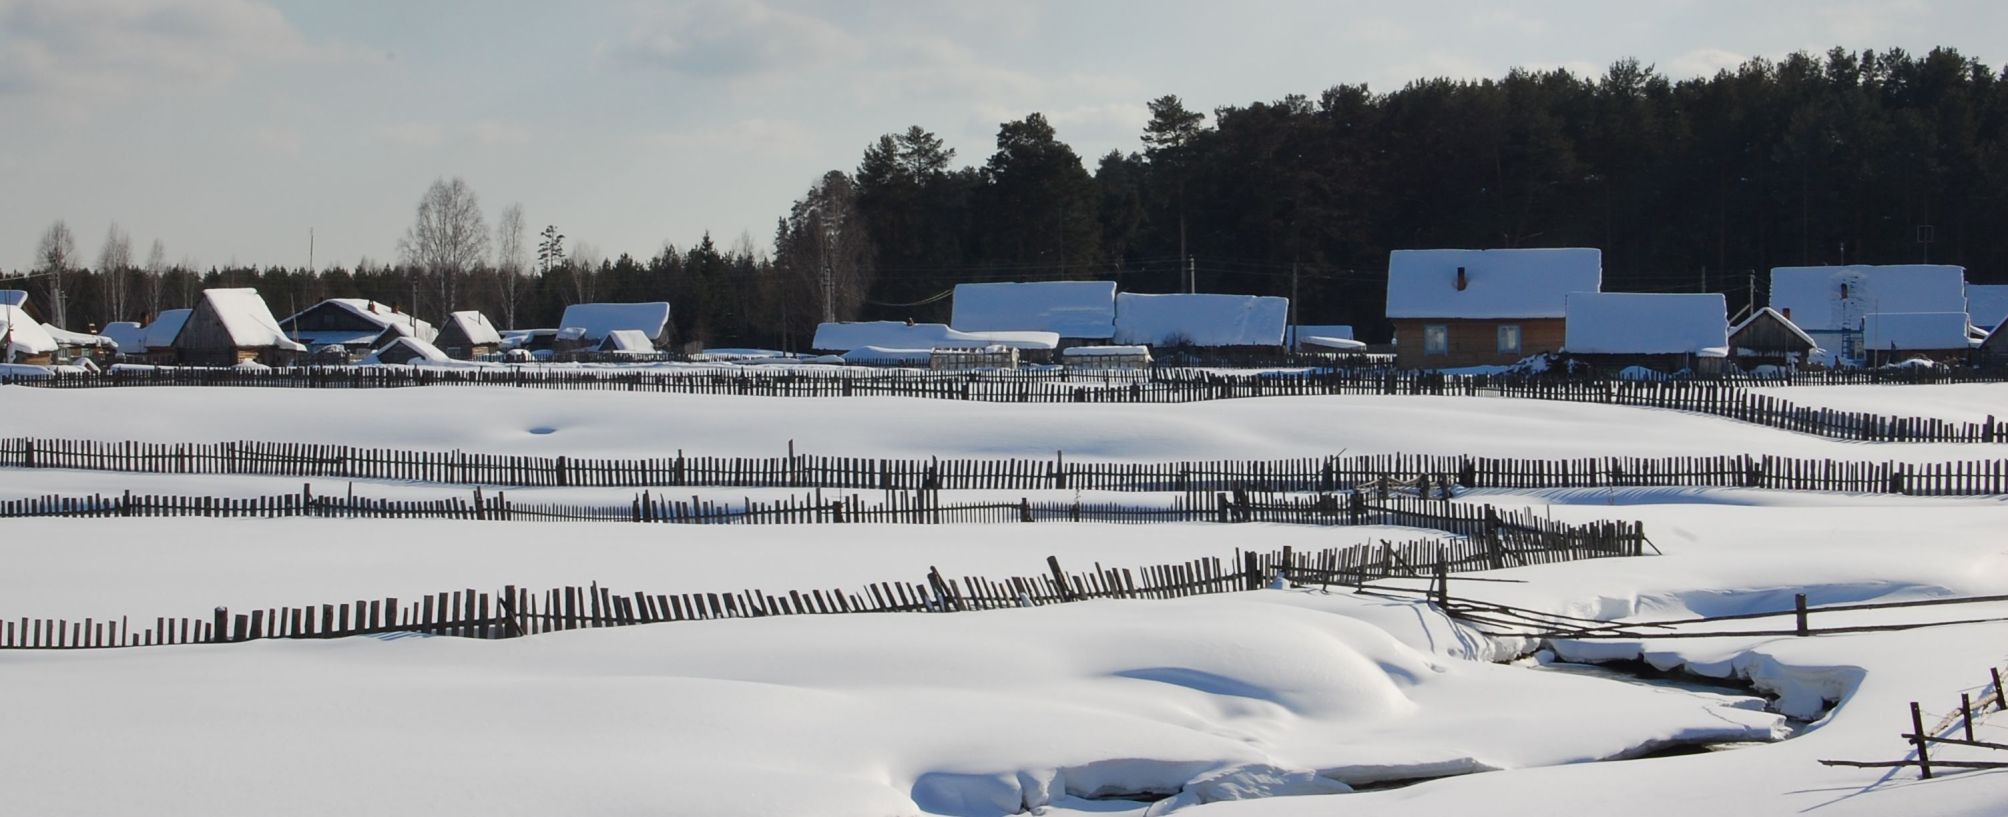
[{"xmin": 2, "ymin": 0, "xmax": 2001, "ymax": 272}]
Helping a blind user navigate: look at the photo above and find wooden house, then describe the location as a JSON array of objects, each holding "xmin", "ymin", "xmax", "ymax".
[
  {"xmin": 139, "ymin": 309, "xmax": 192, "ymax": 364},
  {"xmin": 1727, "ymin": 307, "xmax": 1819, "ymax": 370},
  {"xmin": 554, "ymin": 302, "xmax": 672, "ymax": 356},
  {"xmin": 435, "ymin": 311, "xmax": 503, "ymax": 359},
  {"xmin": 1979, "ymin": 316, "xmax": 2008, "ymax": 368},
  {"xmin": 1112, "ymin": 292, "xmax": 1289, "ymax": 350},
  {"xmin": 278, "ymin": 299, "xmax": 435, "ymax": 356},
  {"xmin": 0, "ymin": 304, "xmax": 58, "ymax": 365},
  {"xmin": 171, "ymin": 289, "xmax": 306, "ymax": 366},
  {"xmin": 1385, "ymin": 248, "xmax": 1601, "ymax": 369},
  {"xmin": 1861, "ymin": 312, "xmax": 1976, "ymax": 367},
  {"xmin": 1769, "ymin": 265, "xmax": 1968, "ymax": 364},
  {"xmin": 101, "ymin": 322, "xmax": 146, "ymax": 360},
  {"xmin": 362, "ymin": 336, "xmax": 449, "ymax": 366},
  {"xmin": 1561, "ymin": 292, "xmax": 1729, "ymax": 377}
]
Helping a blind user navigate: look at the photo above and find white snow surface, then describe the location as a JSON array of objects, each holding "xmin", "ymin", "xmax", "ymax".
[
  {"xmin": 951, "ymin": 281, "xmax": 1117, "ymax": 338},
  {"xmin": 0, "ymin": 303, "xmax": 58, "ymax": 356},
  {"xmin": 813, "ymin": 321, "xmax": 1060, "ymax": 352},
  {"xmin": 1564, "ymin": 292, "xmax": 1727, "ymax": 354},
  {"xmin": 5, "ymin": 386, "xmax": 2004, "ymax": 462},
  {"xmin": 445, "ymin": 310, "xmax": 503, "ymax": 345},
  {"xmin": 1769, "ymin": 265, "xmax": 1969, "ymax": 332},
  {"xmin": 1745, "ymin": 382, "xmax": 2008, "ymax": 424},
  {"xmin": 198, "ymin": 288, "xmax": 307, "ymax": 351},
  {"xmin": 557, "ymin": 302, "xmax": 670, "ymax": 342},
  {"xmin": 1114, "ymin": 293, "xmax": 1289, "ymax": 346},
  {"xmin": 1862, "ymin": 311, "xmax": 1979, "ymax": 350},
  {"xmin": 1385, "ymin": 248, "xmax": 1602, "ymax": 319}
]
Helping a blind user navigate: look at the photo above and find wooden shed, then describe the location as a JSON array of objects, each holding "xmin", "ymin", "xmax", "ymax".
[
  {"xmin": 435, "ymin": 311, "xmax": 503, "ymax": 359},
  {"xmin": 171, "ymin": 289, "xmax": 306, "ymax": 367},
  {"xmin": 1728, "ymin": 307, "xmax": 1819, "ymax": 370}
]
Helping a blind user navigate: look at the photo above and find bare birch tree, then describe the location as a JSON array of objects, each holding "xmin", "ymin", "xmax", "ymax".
[
  {"xmin": 396, "ymin": 177, "xmax": 489, "ymax": 317},
  {"xmin": 567, "ymin": 242, "xmax": 602, "ymax": 304},
  {"xmin": 98, "ymin": 222, "xmax": 133, "ymax": 324},
  {"xmin": 142, "ymin": 239, "xmax": 168, "ymax": 318},
  {"xmin": 775, "ymin": 171, "xmax": 874, "ymax": 341},
  {"xmin": 494, "ymin": 203, "xmax": 528, "ymax": 329},
  {"xmin": 34, "ymin": 220, "xmax": 78, "ymax": 328}
]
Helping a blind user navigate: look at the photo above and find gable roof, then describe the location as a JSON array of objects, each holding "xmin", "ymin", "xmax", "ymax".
[
  {"xmin": 1968, "ymin": 284, "xmax": 2008, "ymax": 332},
  {"xmin": 811, "ymin": 321, "xmax": 1059, "ymax": 352},
  {"xmin": 442, "ymin": 311, "xmax": 502, "ymax": 346},
  {"xmin": 101, "ymin": 322, "xmax": 147, "ymax": 355},
  {"xmin": 282, "ymin": 299, "xmax": 436, "ymax": 342},
  {"xmin": 1768, "ymin": 265, "xmax": 1967, "ymax": 332},
  {"xmin": 1862, "ymin": 312, "xmax": 1973, "ymax": 350},
  {"xmin": 196, "ymin": 289, "xmax": 307, "ymax": 351},
  {"xmin": 1564, "ymin": 292, "xmax": 1727, "ymax": 354},
  {"xmin": 598, "ymin": 329, "xmax": 656, "ymax": 353},
  {"xmin": 950, "ymin": 281, "xmax": 1117, "ymax": 338},
  {"xmin": 0, "ymin": 304, "xmax": 59, "ymax": 357},
  {"xmin": 1728, "ymin": 307, "xmax": 1818, "ymax": 351},
  {"xmin": 558, "ymin": 302, "xmax": 671, "ymax": 342},
  {"xmin": 1113, "ymin": 293, "xmax": 1289, "ymax": 346},
  {"xmin": 1386, "ymin": 248, "xmax": 1602, "ymax": 319},
  {"xmin": 361, "ymin": 336, "xmax": 448, "ymax": 365},
  {"xmin": 142, "ymin": 309, "xmax": 192, "ymax": 350}
]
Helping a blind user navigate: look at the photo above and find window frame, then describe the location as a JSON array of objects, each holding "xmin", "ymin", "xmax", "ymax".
[
  {"xmin": 1423, "ymin": 324, "xmax": 1449, "ymax": 356},
  {"xmin": 1496, "ymin": 323, "xmax": 1522, "ymax": 355}
]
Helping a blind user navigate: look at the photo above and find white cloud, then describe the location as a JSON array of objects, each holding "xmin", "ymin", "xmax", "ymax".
[
  {"xmin": 649, "ymin": 118, "xmax": 815, "ymax": 157},
  {"xmin": 612, "ymin": 0, "xmax": 861, "ymax": 78},
  {"xmin": 0, "ymin": 0, "xmax": 349, "ymax": 109}
]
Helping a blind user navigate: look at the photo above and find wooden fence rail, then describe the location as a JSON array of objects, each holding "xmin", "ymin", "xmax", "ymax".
[
  {"xmin": 5, "ymin": 437, "xmax": 2006, "ymax": 496},
  {"xmin": 0, "ymin": 525, "xmax": 1644, "ymax": 650},
  {"xmin": 3, "ymin": 367, "xmax": 2003, "ymax": 442}
]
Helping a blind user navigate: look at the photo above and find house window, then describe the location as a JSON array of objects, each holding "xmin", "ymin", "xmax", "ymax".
[
  {"xmin": 1424, "ymin": 324, "xmax": 1449, "ymax": 356},
  {"xmin": 1497, "ymin": 324, "xmax": 1522, "ymax": 355}
]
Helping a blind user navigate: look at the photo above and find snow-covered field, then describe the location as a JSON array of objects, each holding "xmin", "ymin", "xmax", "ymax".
[
  {"xmin": 2, "ymin": 383, "xmax": 2006, "ymax": 816},
  {"xmin": 1750, "ymin": 382, "xmax": 2008, "ymax": 424}
]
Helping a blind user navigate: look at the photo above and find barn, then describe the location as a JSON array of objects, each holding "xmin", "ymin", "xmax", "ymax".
[
  {"xmin": 435, "ymin": 311, "xmax": 503, "ymax": 359},
  {"xmin": 171, "ymin": 289, "xmax": 307, "ymax": 366},
  {"xmin": 1727, "ymin": 307, "xmax": 1819, "ymax": 370},
  {"xmin": 1768, "ymin": 265, "xmax": 1968, "ymax": 364},
  {"xmin": 1385, "ymin": 248, "xmax": 1601, "ymax": 369},
  {"xmin": 555, "ymin": 302, "xmax": 672, "ymax": 355},
  {"xmin": 950, "ymin": 281, "xmax": 1117, "ymax": 344},
  {"xmin": 1562, "ymin": 292, "xmax": 1728, "ymax": 376},
  {"xmin": 279, "ymin": 299, "xmax": 435, "ymax": 356},
  {"xmin": 1112, "ymin": 293, "xmax": 1289, "ymax": 349}
]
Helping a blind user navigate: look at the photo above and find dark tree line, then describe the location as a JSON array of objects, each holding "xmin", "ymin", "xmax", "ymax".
[{"xmin": 15, "ymin": 46, "xmax": 2008, "ymax": 348}]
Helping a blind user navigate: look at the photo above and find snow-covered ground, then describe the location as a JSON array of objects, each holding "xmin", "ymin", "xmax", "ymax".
[
  {"xmin": 4, "ymin": 385, "xmax": 2004, "ymax": 461},
  {"xmin": 1749, "ymin": 382, "xmax": 2008, "ymax": 424},
  {"xmin": 3, "ymin": 384, "xmax": 2006, "ymax": 815}
]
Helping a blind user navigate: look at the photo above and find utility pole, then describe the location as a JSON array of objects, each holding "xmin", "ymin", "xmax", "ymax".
[
  {"xmin": 821, "ymin": 260, "xmax": 835, "ymax": 324},
  {"xmin": 1186, "ymin": 256, "xmax": 1196, "ymax": 294},
  {"xmin": 1289, "ymin": 261, "xmax": 1300, "ymax": 328},
  {"xmin": 308, "ymin": 228, "xmax": 315, "ymax": 273}
]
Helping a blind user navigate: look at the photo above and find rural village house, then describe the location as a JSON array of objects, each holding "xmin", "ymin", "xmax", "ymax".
[
  {"xmin": 171, "ymin": 289, "xmax": 307, "ymax": 366},
  {"xmin": 1112, "ymin": 292, "xmax": 1289, "ymax": 349},
  {"xmin": 1860, "ymin": 312, "xmax": 1977, "ymax": 366},
  {"xmin": 553, "ymin": 302, "xmax": 673, "ymax": 356},
  {"xmin": 363, "ymin": 336, "xmax": 450, "ymax": 366},
  {"xmin": 434, "ymin": 311, "xmax": 503, "ymax": 359},
  {"xmin": 1561, "ymin": 292, "xmax": 1729, "ymax": 376},
  {"xmin": 950, "ymin": 281, "xmax": 1118, "ymax": 347},
  {"xmin": 1727, "ymin": 307, "xmax": 1820, "ymax": 370},
  {"xmin": 278, "ymin": 299, "xmax": 435, "ymax": 357},
  {"xmin": 139, "ymin": 309, "xmax": 192, "ymax": 365},
  {"xmin": 1768, "ymin": 264, "xmax": 1968, "ymax": 364},
  {"xmin": 1384, "ymin": 248, "xmax": 1602, "ymax": 369}
]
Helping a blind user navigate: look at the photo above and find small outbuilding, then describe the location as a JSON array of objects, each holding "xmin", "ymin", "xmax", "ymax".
[
  {"xmin": 555, "ymin": 302, "xmax": 672, "ymax": 354},
  {"xmin": 1978, "ymin": 315, "xmax": 2008, "ymax": 367},
  {"xmin": 139, "ymin": 309, "xmax": 192, "ymax": 364},
  {"xmin": 596, "ymin": 329, "xmax": 658, "ymax": 356},
  {"xmin": 171, "ymin": 289, "xmax": 307, "ymax": 367},
  {"xmin": 1562, "ymin": 292, "xmax": 1729, "ymax": 376},
  {"xmin": 361, "ymin": 336, "xmax": 450, "ymax": 366},
  {"xmin": 1727, "ymin": 307, "xmax": 1820, "ymax": 370},
  {"xmin": 435, "ymin": 311, "xmax": 503, "ymax": 359},
  {"xmin": 929, "ymin": 346, "xmax": 1019, "ymax": 371},
  {"xmin": 1061, "ymin": 344, "xmax": 1152, "ymax": 370}
]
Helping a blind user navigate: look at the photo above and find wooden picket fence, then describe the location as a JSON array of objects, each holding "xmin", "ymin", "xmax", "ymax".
[
  {"xmin": 0, "ymin": 525, "xmax": 1646, "ymax": 650},
  {"xmin": 5, "ymin": 437, "xmax": 2007, "ymax": 496},
  {"xmin": 4, "ymin": 365, "xmax": 2002, "ymax": 442}
]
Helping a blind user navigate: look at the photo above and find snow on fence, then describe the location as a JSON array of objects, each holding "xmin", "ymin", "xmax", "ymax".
[
  {"xmin": 0, "ymin": 513, "xmax": 1646, "ymax": 650},
  {"xmin": 5, "ymin": 366, "xmax": 2005, "ymax": 442},
  {"xmin": 5, "ymin": 438, "xmax": 2008, "ymax": 496}
]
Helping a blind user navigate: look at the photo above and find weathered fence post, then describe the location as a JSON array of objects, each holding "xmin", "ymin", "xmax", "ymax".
[
  {"xmin": 1046, "ymin": 555, "xmax": 1079, "ymax": 602},
  {"xmin": 1019, "ymin": 498, "xmax": 1033, "ymax": 523},
  {"xmin": 1911, "ymin": 701, "xmax": 1934, "ymax": 779},
  {"xmin": 1794, "ymin": 593, "xmax": 1809, "ymax": 637}
]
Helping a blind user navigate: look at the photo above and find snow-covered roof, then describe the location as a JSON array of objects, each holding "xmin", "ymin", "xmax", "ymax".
[
  {"xmin": 445, "ymin": 311, "xmax": 502, "ymax": 345},
  {"xmin": 199, "ymin": 289, "xmax": 307, "ymax": 351},
  {"xmin": 598, "ymin": 329, "xmax": 655, "ymax": 353},
  {"xmin": 1564, "ymin": 293, "xmax": 1727, "ymax": 355},
  {"xmin": 1113, "ymin": 293, "xmax": 1288, "ymax": 346},
  {"xmin": 294, "ymin": 329, "xmax": 384, "ymax": 348},
  {"xmin": 1386, "ymin": 248, "xmax": 1602, "ymax": 319},
  {"xmin": 840, "ymin": 346, "xmax": 933, "ymax": 365},
  {"xmin": 811, "ymin": 321, "xmax": 1059, "ymax": 352},
  {"xmin": 42, "ymin": 323, "xmax": 117, "ymax": 349},
  {"xmin": 1286, "ymin": 325, "xmax": 1353, "ymax": 345},
  {"xmin": 0, "ymin": 290, "xmax": 27, "ymax": 307},
  {"xmin": 0, "ymin": 304, "xmax": 59, "ymax": 357},
  {"xmin": 284, "ymin": 299, "xmax": 436, "ymax": 341},
  {"xmin": 142, "ymin": 309, "xmax": 192, "ymax": 350},
  {"xmin": 1061, "ymin": 345, "xmax": 1152, "ymax": 358},
  {"xmin": 1967, "ymin": 284, "xmax": 2008, "ymax": 332},
  {"xmin": 1862, "ymin": 312, "xmax": 1972, "ymax": 350},
  {"xmin": 361, "ymin": 336, "xmax": 448, "ymax": 365},
  {"xmin": 1728, "ymin": 307, "xmax": 1819, "ymax": 350},
  {"xmin": 1768, "ymin": 265, "xmax": 1967, "ymax": 332},
  {"xmin": 557, "ymin": 302, "xmax": 670, "ymax": 342},
  {"xmin": 950, "ymin": 281, "xmax": 1117, "ymax": 339},
  {"xmin": 101, "ymin": 322, "xmax": 146, "ymax": 355}
]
